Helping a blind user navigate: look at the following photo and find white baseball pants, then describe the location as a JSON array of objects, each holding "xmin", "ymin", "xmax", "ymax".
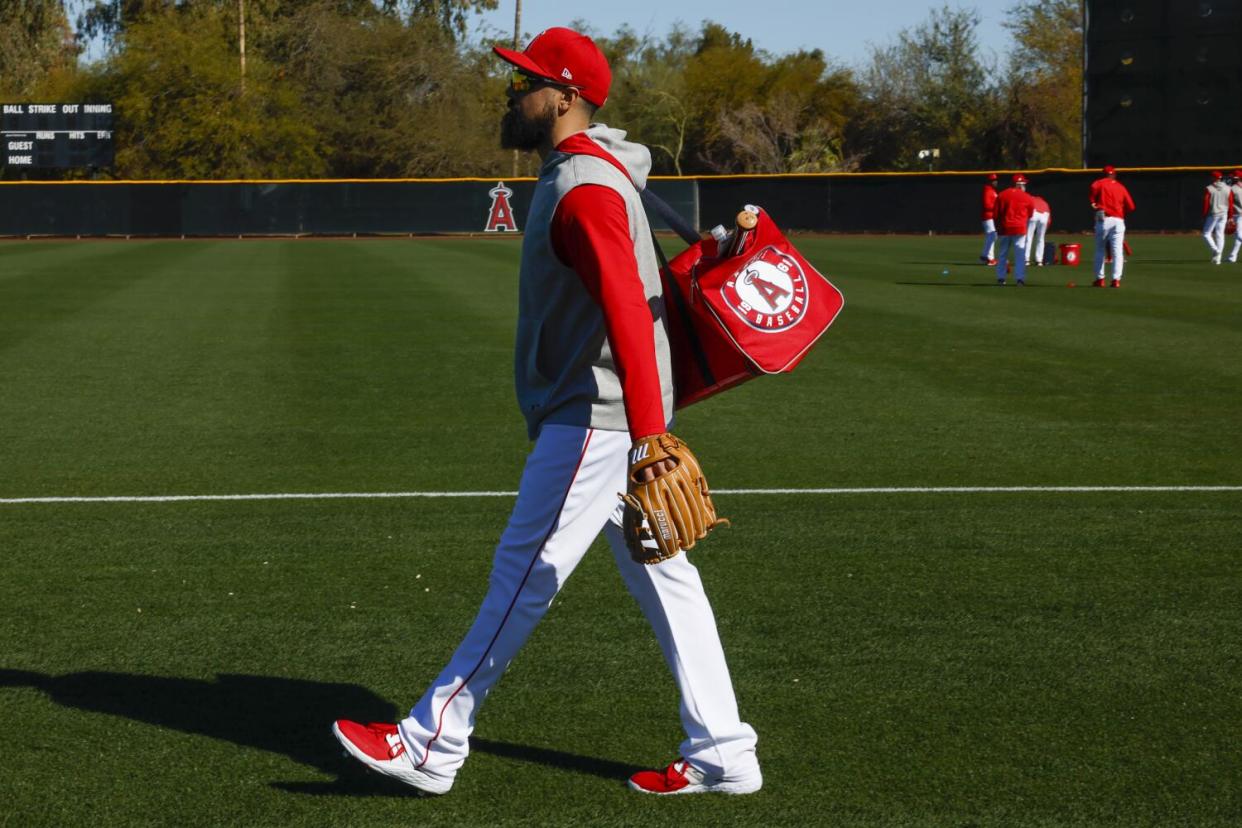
[
  {"xmin": 1203, "ymin": 214, "xmax": 1226, "ymax": 259},
  {"xmin": 995, "ymin": 234, "xmax": 1027, "ymax": 282},
  {"xmin": 1094, "ymin": 217, "xmax": 1126, "ymax": 280},
  {"xmin": 1231, "ymin": 220, "xmax": 1242, "ymax": 263},
  {"xmin": 1025, "ymin": 211, "xmax": 1049, "ymax": 265},
  {"xmin": 981, "ymin": 219, "xmax": 997, "ymax": 260},
  {"xmin": 397, "ymin": 424, "xmax": 760, "ymax": 787}
]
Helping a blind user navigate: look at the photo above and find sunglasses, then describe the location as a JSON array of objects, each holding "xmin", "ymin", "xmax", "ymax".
[{"xmin": 508, "ymin": 70, "xmax": 578, "ymax": 95}]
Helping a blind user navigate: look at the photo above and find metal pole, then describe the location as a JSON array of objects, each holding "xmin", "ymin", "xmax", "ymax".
[
  {"xmin": 1080, "ymin": 0, "xmax": 1087, "ymax": 168},
  {"xmin": 239, "ymin": 0, "xmax": 247, "ymax": 95},
  {"xmin": 511, "ymin": 0, "xmax": 522, "ymax": 177}
]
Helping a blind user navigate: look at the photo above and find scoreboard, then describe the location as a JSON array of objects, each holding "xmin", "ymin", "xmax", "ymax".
[{"xmin": 2, "ymin": 103, "xmax": 114, "ymax": 169}]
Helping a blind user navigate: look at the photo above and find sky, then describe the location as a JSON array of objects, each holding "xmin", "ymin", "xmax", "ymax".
[
  {"xmin": 468, "ymin": 1, "xmax": 1013, "ymax": 69},
  {"xmin": 69, "ymin": 1, "xmax": 1012, "ymax": 68}
]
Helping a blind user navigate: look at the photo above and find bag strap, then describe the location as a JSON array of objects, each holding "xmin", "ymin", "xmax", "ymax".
[
  {"xmin": 646, "ymin": 219, "xmax": 718, "ymax": 390},
  {"xmin": 557, "ymin": 138, "xmax": 721, "ymax": 394},
  {"xmin": 640, "ymin": 187, "xmax": 700, "ymax": 246}
]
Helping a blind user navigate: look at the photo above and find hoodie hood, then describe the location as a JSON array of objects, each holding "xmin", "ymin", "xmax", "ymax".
[{"xmin": 546, "ymin": 123, "xmax": 651, "ymax": 192}]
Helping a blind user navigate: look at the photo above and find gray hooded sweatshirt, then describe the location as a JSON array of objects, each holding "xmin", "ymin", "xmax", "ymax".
[
  {"xmin": 1206, "ymin": 180, "xmax": 1231, "ymax": 218},
  {"xmin": 513, "ymin": 124, "xmax": 675, "ymax": 440}
]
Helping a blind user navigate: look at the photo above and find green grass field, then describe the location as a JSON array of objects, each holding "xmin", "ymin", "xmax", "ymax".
[{"xmin": 1, "ymin": 233, "xmax": 1240, "ymax": 827}]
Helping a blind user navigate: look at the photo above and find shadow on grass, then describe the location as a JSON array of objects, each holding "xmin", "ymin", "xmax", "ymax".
[
  {"xmin": 0, "ymin": 668, "xmax": 633, "ymax": 796},
  {"xmin": 900, "ymin": 261, "xmax": 993, "ymax": 266},
  {"xmin": 895, "ymin": 281, "xmax": 1061, "ymax": 288}
]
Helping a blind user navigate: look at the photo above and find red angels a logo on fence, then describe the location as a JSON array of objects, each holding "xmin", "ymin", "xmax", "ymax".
[
  {"xmin": 485, "ymin": 182, "xmax": 519, "ymax": 232},
  {"xmin": 720, "ymin": 245, "xmax": 809, "ymax": 332}
]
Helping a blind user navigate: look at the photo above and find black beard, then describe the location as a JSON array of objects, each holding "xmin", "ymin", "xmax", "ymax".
[{"xmin": 500, "ymin": 101, "xmax": 555, "ymax": 151}]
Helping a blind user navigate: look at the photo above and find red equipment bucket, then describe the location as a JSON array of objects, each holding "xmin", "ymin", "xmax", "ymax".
[{"xmin": 1060, "ymin": 242, "xmax": 1081, "ymax": 266}]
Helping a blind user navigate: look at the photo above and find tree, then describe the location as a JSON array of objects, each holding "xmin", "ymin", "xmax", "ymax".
[
  {"xmin": 382, "ymin": 0, "xmax": 498, "ymax": 40},
  {"xmin": 0, "ymin": 0, "xmax": 79, "ymax": 98},
  {"xmin": 87, "ymin": 2, "xmax": 323, "ymax": 178},
  {"xmin": 261, "ymin": 2, "xmax": 509, "ymax": 177},
  {"xmin": 849, "ymin": 5, "xmax": 998, "ymax": 170},
  {"xmin": 77, "ymin": 0, "xmax": 169, "ymax": 46},
  {"xmin": 999, "ymin": 0, "xmax": 1083, "ymax": 168},
  {"xmin": 587, "ymin": 22, "xmax": 861, "ymax": 175},
  {"xmin": 596, "ymin": 24, "xmax": 697, "ymax": 175},
  {"xmin": 711, "ymin": 50, "xmax": 858, "ymax": 173}
]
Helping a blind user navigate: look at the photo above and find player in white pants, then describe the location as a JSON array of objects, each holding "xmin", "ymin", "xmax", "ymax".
[
  {"xmin": 1229, "ymin": 170, "xmax": 1242, "ymax": 263},
  {"xmin": 1202, "ymin": 171, "xmax": 1230, "ymax": 265},
  {"xmin": 1089, "ymin": 165, "xmax": 1136, "ymax": 287},
  {"xmin": 390, "ymin": 426, "xmax": 757, "ymax": 790},
  {"xmin": 1094, "ymin": 215, "xmax": 1127, "ymax": 281},
  {"xmin": 1024, "ymin": 194, "xmax": 1050, "ymax": 266},
  {"xmin": 993, "ymin": 173, "xmax": 1034, "ymax": 284},
  {"xmin": 979, "ymin": 173, "xmax": 999, "ymax": 264},
  {"xmin": 332, "ymin": 26, "xmax": 760, "ymax": 799}
]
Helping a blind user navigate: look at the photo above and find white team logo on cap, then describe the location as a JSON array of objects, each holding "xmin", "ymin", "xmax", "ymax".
[
  {"xmin": 561, "ymin": 68, "xmax": 573, "ymax": 80},
  {"xmin": 720, "ymin": 246, "xmax": 808, "ymax": 332}
]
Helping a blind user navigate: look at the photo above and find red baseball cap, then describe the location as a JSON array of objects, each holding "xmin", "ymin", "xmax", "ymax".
[
  {"xmin": 1233, "ymin": 170, "xmax": 1242, "ymax": 178},
  {"xmin": 1212, "ymin": 170, "xmax": 1224, "ymax": 179},
  {"xmin": 494, "ymin": 27, "xmax": 611, "ymax": 107},
  {"xmin": 1013, "ymin": 174, "xmax": 1028, "ymax": 184},
  {"xmin": 1103, "ymin": 165, "xmax": 1116, "ymax": 175},
  {"xmin": 987, "ymin": 173, "xmax": 998, "ymax": 181}
]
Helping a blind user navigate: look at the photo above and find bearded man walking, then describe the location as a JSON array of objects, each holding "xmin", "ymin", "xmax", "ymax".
[{"xmin": 330, "ymin": 27, "xmax": 761, "ymax": 799}]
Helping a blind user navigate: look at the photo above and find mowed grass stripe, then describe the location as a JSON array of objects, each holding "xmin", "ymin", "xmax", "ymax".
[{"xmin": 3, "ymin": 235, "xmax": 1239, "ymax": 496}]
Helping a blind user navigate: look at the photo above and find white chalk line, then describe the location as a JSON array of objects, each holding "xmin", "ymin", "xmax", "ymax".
[{"xmin": 2, "ymin": 485, "xmax": 1241, "ymax": 505}]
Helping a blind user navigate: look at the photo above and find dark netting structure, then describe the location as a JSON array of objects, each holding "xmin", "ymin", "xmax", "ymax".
[
  {"xmin": 1085, "ymin": 0, "xmax": 1242, "ymax": 167},
  {"xmin": 0, "ymin": 170, "xmax": 1234, "ymax": 237}
]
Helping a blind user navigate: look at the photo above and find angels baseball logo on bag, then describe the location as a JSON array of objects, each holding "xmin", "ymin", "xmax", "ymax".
[{"xmin": 720, "ymin": 246, "xmax": 809, "ymax": 331}]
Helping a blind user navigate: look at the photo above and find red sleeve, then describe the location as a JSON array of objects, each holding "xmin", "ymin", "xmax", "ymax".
[
  {"xmin": 551, "ymin": 184, "xmax": 666, "ymax": 440},
  {"xmin": 981, "ymin": 187, "xmax": 997, "ymax": 219}
]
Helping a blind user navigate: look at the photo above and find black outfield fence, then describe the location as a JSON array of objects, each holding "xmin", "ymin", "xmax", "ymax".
[
  {"xmin": 0, "ymin": 168, "xmax": 1234, "ymax": 237},
  {"xmin": 695, "ymin": 168, "xmax": 1239, "ymax": 235}
]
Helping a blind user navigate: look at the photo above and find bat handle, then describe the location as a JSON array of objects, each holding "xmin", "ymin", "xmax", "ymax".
[{"xmin": 725, "ymin": 207, "xmax": 760, "ymax": 257}]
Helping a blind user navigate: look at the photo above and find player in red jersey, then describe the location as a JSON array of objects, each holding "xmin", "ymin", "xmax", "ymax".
[
  {"xmin": 980, "ymin": 172, "xmax": 999, "ymax": 265},
  {"xmin": 993, "ymin": 174, "xmax": 1036, "ymax": 285},
  {"xmin": 1088, "ymin": 165, "xmax": 1136, "ymax": 287},
  {"xmin": 1024, "ymin": 192, "xmax": 1051, "ymax": 267}
]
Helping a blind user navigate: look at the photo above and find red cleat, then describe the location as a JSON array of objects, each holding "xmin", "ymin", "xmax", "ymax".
[
  {"xmin": 628, "ymin": 758, "xmax": 762, "ymax": 796},
  {"xmin": 1110, "ymin": 279, "xmax": 1121, "ymax": 288},
  {"xmin": 1092, "ymin": 278, "xmax": 1106, "ymax": 287},
  {"xmin": 332, "ymin": 720, "xmax": 452, "ymax": 795},
  {"xmin": 987, "ymin": 258, "xmax": 998, "ymax": 266}
]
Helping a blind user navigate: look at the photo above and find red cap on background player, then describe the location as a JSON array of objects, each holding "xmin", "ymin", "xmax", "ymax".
[
  {"xmin": 1013, "ymin": 174, "xmax": 1027, "ymax": 184},
  {"xmin": 1211, "ymin": 170, "xmax": 1223, "ymax": 179},
  {"xmin": 987, "ymin": 173, "xmax": 998, "ymax": 181},
  {"xmin": 1233, "ymin": 170, "xmax": 1242, "ymax": 179},
  {"xmin": 1103, "ymin": 165, "xmax": 1116, "ymax": 175},
  {"xmin": 494, "ymin": 27, "xmax": 612, "ymax": 107}
]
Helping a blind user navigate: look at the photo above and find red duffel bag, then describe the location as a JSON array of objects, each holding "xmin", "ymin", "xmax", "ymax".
[{"xmin": 661, "ymin": 207, "xmax": 845, "ymax": 408}]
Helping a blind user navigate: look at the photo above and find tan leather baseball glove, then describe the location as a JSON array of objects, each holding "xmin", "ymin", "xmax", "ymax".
[{"xmin": 619, "ymin": 432, "xmax": 729, "ymax": 564}]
